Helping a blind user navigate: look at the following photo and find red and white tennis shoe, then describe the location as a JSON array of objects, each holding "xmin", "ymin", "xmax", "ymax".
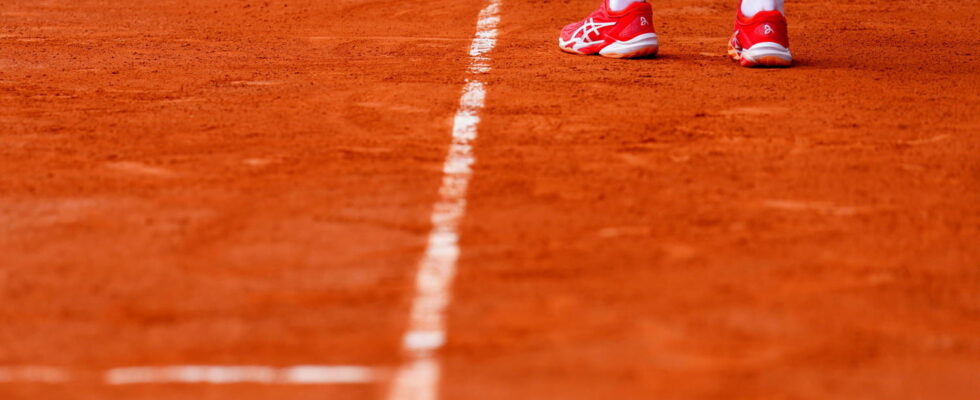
[
  {"xmin": 728, "ymin": 8, "xmax": 793, "ymax": 67},
  {"xmin": 559, "ymin": 0, "xmax": 659, "ymax": 59}
]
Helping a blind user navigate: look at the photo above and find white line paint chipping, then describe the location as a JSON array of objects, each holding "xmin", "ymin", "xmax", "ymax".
[{"xmin": 388, "ymin": 2, "xmax": 500, "ymax": 400}]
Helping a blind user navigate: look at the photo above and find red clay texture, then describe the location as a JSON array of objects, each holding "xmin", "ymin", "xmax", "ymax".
[{"xmin": 1, "ymin": 0, "xmax": 978, "ymax": 399}]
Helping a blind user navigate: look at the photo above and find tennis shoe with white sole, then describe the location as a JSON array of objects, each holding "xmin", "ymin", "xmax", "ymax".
[
  {"xmin": 728, "ymin": 7, "xmax": 793, "ymax": 67},
  {"xmin": 559, "ymin": 0, "xmax": 659, "ymax": 59}
]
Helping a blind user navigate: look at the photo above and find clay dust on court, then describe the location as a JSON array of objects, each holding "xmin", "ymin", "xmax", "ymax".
[{"xmin": 1, "ymin": 0, "xmax": 978, "ymax": 399}]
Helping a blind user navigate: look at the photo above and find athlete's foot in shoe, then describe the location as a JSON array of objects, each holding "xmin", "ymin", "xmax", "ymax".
[
  {"xmin": 558, "ymin": 0, "xmax": 659, "ymax": 59},
  {"xmin": 728, "ymin": 7, "xmax": 793, "ymax": 67}
]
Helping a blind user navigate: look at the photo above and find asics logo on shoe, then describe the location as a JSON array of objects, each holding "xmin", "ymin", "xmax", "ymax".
[
  {"xmin": 579, "ymin": 18, "xmax": 615, "ymax": 39},
  {"xmin": 640, "ymin": 17, "xmax": 649, "ymax": 26},
  {"xmin": 763, "ymin": 24, "xmax": 774, "ymax": 35},
  {"xmin": 560, "ymin": 18, "xmax": 616, "ymax": 51}
]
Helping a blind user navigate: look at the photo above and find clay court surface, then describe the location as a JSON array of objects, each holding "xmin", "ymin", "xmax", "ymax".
[{"xmin": 1, "ymin": 0, "xmax": 978, "ymax": 399}]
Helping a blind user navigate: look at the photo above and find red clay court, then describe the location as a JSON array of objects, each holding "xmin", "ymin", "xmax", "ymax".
[{"xmin": 1, "ymin": 0, "xmax": 978, "ymax": 399}]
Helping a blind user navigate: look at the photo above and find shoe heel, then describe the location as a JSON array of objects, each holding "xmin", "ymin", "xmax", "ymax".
[{"xmin": 739, "ymin": 42, "xmax": 792, "ymax": 67}]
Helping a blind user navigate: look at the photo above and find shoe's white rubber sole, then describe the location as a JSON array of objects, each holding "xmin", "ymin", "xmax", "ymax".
[
  {"xmin": 731, "ymin": 42, "xmax": 792, "ymax": 67},
  {"xmin": 560, "ymin": 33, "xmax": 659, "ymax": 59},
  {"xmin": 599, "ymin": 33, "xmax": 659, "ymax": 59}
]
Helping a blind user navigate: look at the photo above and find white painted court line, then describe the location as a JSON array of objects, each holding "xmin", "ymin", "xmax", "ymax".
[
  {"xmin": 387, "ymin": 1, "xmax": 501, "ymax": 400},
  {"xmin": 106, "ymin": 365, "xmax": 377, "ymax": 385},
  {"xmin": 2, "ymin": 2, "xmax": 500, "ymax": 396},
  {"xmin": 0, "ymin": 365, "xmax": 378, "ymax": 385}
]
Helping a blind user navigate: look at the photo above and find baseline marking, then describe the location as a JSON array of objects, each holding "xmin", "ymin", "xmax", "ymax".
[
  {"xmin": 106, "ymin": 365, "xmax": 377, "ymax": 385},
  {"xmin": 0, "ymin": 365, "xmax": 378, "ymax": 385},
  {"xmin": 387, "ymin": 1, "xmax": 500, "ymax": 400}
]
